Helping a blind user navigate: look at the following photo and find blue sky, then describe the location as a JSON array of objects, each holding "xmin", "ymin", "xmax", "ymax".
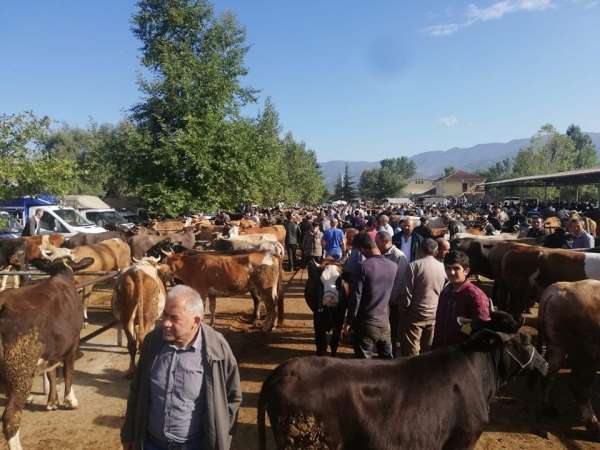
[{"xmin": 1, "ymin": 0, "xmax": 599, "ymax": 162}]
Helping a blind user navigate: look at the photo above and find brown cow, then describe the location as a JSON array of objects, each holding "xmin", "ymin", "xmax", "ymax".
[
  {"xmin": 0, "ymin": 257, "xmax": 93, "ymax": 450},
  {"xmin": 41, "ymin": 238, "xmax": 131, "ymax": 322},
  {"xmin": 538, "ymin": 280, "xmax": 600, "ymax": 440},
  {"xmin": 240, "ymin": 225, "xmax": 286, "ymax": 244},
  {"xmin": 149, "ymin": 219, "xmax": 189, "ymax": 235},
  {"xmin": 112, "ymin": 257, "xmax": 166, "ymax": 377},
  {"xmin": 159, "ymin": 249, "xmax": 283, "ymax": 331},
  {"xmin": 500, "ymin": 244, "xmax": 600, "ymax": 317}
]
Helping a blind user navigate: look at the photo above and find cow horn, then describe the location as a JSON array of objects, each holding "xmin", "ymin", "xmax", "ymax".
[
  {"xmin": 162, "ymin": 249, "xmax": 174, "ymax": 257},
  {"xmin": 148, "ymin": 256, "xmax": 161, "ymax": 264},
  {"xmin": 132, "ymin": 257, "xmax": 140, "ymax": 263}
]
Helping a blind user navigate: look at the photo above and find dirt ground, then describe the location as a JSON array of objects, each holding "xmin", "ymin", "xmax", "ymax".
[{"xmin": 1, "ymin": 272, "xmax": 599, "ymax": 450}]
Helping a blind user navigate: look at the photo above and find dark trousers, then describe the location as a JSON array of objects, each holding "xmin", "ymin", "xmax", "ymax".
[
  {"xmin": 286, "ymin": 243, "xmax": 297, "ymax": 271},
  {"xmin": 352, "ymin": 323, "xmax": 392, "ymax": 359},
  {"xmin": 389, "ymin": 305, "xmax": 400, "ymax": 358}
]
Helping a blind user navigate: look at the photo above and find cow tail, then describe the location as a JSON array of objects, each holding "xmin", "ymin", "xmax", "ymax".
[
  {"xmin": 537, "ymin": 286, "xmax": 552, "ymax": 356},
  {"xmin": 257, "ymin": 384, "xmax": 268, "ymax": 450},
  {"xmin": 133, "ymin": 268, "xmax": 145, "ymax": 346},
  {"xmin": 277, "ymin": 257, "xmax": 285, "ymax": 326}
]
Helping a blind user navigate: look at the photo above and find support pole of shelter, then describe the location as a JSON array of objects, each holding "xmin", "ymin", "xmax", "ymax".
[
  {"xmin": 544, "ymin": 184, "xmax": 548, "ymax": 203},
  {"xmin": 576, "ymin": 185, "xmax": 579, "ymax": 203}
]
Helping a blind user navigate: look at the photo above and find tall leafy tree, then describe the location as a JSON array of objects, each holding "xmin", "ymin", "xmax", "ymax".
[
  {"xmin": 341, "ymin": 163, "xmax": 356, "ymax": 201},
  {"xmin": 359, "ymin": 157, "xmax": 415, "ymax": 200},
  {"xmin": 0, "ymin": 112, "xmax": 76, "ymax": 198},
  {"xmin": 566, "ymin": 124, "xmax": 598, "ymax": 168},
  {"xmin": 333, "ymin": 174, "xmax": 344, "ymax": 200},
  {"xmin": 443, "ymin": 166, "xmax": 456, "ymax": 177}
]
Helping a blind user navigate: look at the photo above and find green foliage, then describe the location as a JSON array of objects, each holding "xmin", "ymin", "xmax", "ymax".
[
  {"xmin": 0, "ymin": 112, "xmax": 77, "ymax": 198},
  {"xmin": 123, "ymin": 0, "xmax": 324, "ymax": 215},
  {"xmin": 443, "ymin": 166, "xmax": 456, "ymax": 177},
  {"xmin": 341, "ymin": 163, "xmax": 356, "ymax": 201},
  {"xmin": 359, "ymin": 157, "xmax": 416, "ymax": 200},
  {"xmin": 477, "ymin": 158, "xmax": 512, "ymax": 182}
]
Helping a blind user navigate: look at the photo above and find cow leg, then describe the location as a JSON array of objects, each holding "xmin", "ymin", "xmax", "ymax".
[
  {"xmin": 261, "ymin": 289, "xmax": 276, "ymax": 332},
  {"xmin": 208, "ymin": 295, "xmax": 217, "ymax": 327},
  {"xmin": 570, "ymin": 363, "xmax": 600, "ymax": 439},
  {"xmin": 2, "ymin": 343, "xmax": 39, "ymax": 450},
  {"xmin": 63, "ymin": 347, "xmax": 79, "ymax": 409},
  {"xmin": 82, "ymin": 286, "xmax": 92, "ymax": 327},
  {"xmin": 313, "ymin": 312, "xmax": 328, "ymax": 356},
  {"xmin": 250, "ymin": 290, "xmax": 261, "ymax": 328},
  {"xmin": 13, "ymin": 274, "xmax": 20, "ymax": 289},
  {"xmin": 276, "ymin": 275, "xmax": 285, "ymax": 327},
  {"xmin": 124, "ymin": 325, "xmax": 137, "ymax": 378},
  {"xmin": 542, "ymin": 345, "xmax": 565, "ymax": 417},
  {"xmin": 0, "ymin": 274, "xmax": 7, "ymax": 291},
  {"xmin": 45, "ymin": 368, "xmax": 59, "ymax": 411}
]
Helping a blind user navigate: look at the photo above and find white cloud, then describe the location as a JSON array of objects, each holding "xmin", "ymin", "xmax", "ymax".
[
  {"xmin": 424, "ymin": 0, "xmax": 556, "ymax": 36},
  {"xmin": 423, "ymin": 23, "xmax": 461, "ymax": 36},
  {"xmin": 440, "ymin": 116, "xmax": 459, "ymax": 127}
]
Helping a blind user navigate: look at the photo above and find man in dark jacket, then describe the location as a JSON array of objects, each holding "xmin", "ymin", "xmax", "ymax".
[
  {"xmin": 413, "ymin": 216, "xmax": 433, "ymax": 240},
  {"xmin": 121, "ymin": 285, "xmax": 241, "ymax": 450},
  {"xmin": 393, "ymin": 218, "xmax": 424, "ymax": 262},
  {"xmin": 345, "ymin": 232, "xmax": 398, "ymax": 359},
  {"xmin": 284, "ymin": 212, "xmax": 301, "ymax": 271}
]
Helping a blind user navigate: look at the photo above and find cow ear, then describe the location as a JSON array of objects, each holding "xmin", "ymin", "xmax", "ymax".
[
  {"xmin": 69, "ymin": 257, "xmax": 95, "ymax": 272},
  {"xmin": 463, "ymin": 329, "xmax": 505, "ymax": 352}
]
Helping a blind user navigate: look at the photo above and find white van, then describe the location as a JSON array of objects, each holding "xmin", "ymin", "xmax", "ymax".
[
  {"xmin": 63, "ymin": 195, "xmax": 134, "ymax": 229},
  {"xmin": 30, "ymin": 205, "xmax": 107, "ymax": 236}
]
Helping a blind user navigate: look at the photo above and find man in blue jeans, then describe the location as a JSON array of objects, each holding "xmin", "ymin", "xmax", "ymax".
[
  {"xmin": 344, "ymin": 231, "xmax": 398, "ymax": 359},
  {"xmin": 321, "ymin": 218, "xmax": 345, "ymax": 260}
]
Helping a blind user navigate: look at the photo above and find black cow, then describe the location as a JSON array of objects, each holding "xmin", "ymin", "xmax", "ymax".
[
  {"xmin": 0, "ymin": 238, "xmax": 27, "ymax": 291},
  {"xmin": 304, "ymin": 260, "xmax": 347, "ymax": 356},
  {"xmin": 258, "ymin": 312, "xmax": 548, "ymax": 450}
]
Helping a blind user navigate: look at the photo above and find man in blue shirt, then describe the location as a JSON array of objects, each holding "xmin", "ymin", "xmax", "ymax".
[{"xmin": 321, "ymin": 219, "xmax": 345, "ymax": 260}]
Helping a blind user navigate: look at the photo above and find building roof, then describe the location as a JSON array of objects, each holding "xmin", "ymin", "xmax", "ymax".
[
  {"xmin": 484, "ymin": 167, "xmax": 600, "ymax": 188},
  {"xmin": 436, "ymin": 170, "xmax": 485, "ymax": 182}
]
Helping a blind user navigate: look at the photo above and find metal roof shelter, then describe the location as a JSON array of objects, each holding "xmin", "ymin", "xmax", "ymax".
[
  {"xmin": 483, "ymin": 167, "xmax": 600, "ymax": 203},
  {"xmin": 485, "ymin": 167, "xmax": 600, "ymax": 188}
]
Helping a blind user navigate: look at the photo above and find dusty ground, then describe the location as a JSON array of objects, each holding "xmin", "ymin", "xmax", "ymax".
[{"xmin": 0, "ymin": 272, "xmax": 599, "ymax": 449}]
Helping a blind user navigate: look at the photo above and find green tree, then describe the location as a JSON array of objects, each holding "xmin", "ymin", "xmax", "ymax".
[
  {"xmin": 0, "ymin": 112, "xmax": 77, "ymax": 198},
  {"xmin": 341, "ymin": 163, "xmax": 356, "ymax": 201},
  {"xmin": 443, "ymin": 166, "xmax": 456, "ymax": 177},
  {"xmin": 477, "ymin": 158, "xmax": 512, "ymax": 182},
  {"xmin": 359, "ymin": 157, "xmax": 416, "ymax": 200},
  {"xmin": 333, "ymin": 174, "xmax": 344, "ymax": 199},
  {"xmin": 566, "ymin": 124, "xmax": 598, "ymax": 168}
]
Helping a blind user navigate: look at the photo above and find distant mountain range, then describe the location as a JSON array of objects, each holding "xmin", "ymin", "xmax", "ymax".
[{"xmin": 319, "ymin": 132, "xmax": 600, "ymax": 191}]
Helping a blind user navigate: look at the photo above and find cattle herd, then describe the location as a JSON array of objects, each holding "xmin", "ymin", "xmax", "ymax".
[{"xmin": 0, "ymin": 202, "xmax": 599, "ymax": 449}]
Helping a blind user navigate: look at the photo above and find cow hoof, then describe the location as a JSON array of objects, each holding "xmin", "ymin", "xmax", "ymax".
[
  {"xmin": 83, "ymin": 321, "xmax": 89, "ymax": 329},
  {"xmin": 26, "ymin": 395, "xmax": 35, "ymax": 405},
  {"xmin": 63, "ymin": 399, "xmax": 79, "ymax": 410},
  {"xmin": 46, "ymin": 403, "xmax": 58, "ymax": 411}
]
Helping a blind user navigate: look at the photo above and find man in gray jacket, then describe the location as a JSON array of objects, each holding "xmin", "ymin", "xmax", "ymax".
[
  {"xmin": 375, "ymin": 231, "xmax": 408, "ymax": 357},
  {"xmin": 122, "ymin": 285, "xmax": 241, "ymax": 450},
  {"xmin": 399, "ymin": 238, "xmax": 446, "ymax": 357}
]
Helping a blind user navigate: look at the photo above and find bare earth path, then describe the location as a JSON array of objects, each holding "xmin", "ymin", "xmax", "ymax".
[{"xmin": 0, "ymin": 273, "xmax": 598, "ymax": 449}]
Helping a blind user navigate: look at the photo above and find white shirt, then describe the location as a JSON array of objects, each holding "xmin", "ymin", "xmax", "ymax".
[
  {"xmin": 399, "ymin": 234, "xmax": 412, "ymax": 262},
  {"xmin": 378, "ymin": 224, "xmax": 394, "ymax": 236}
]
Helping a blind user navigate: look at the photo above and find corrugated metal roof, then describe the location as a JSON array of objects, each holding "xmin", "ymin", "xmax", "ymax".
[{"xmin": 484, "ymin": 167, "xmax": 600, "ymax": 188}]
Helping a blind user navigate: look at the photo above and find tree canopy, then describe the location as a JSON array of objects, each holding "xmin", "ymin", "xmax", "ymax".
[
  {"xmin": 0, "ymin": 0, "xmax": 326, "ymax": 215},
  {"xmin": 359, "ymin": 157, "xmax": 416, "ymax": 200}
]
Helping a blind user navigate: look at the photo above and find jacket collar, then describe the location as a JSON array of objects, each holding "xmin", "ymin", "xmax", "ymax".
[{"xmin": 201, "ymin": 324, "xmax": 226, "ymax": 362}]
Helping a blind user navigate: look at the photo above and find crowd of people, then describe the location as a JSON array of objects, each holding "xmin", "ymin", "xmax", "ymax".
[{"xmin": 281, "ymin": 199, "xmax": 599, "ymax": 359}]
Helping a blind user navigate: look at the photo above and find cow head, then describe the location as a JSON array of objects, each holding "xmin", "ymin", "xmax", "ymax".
[
  {"xmin": 461, "ymin": 311, "xmax": 548, "ymax": 382},
  {"xmin": 32, "ymin": 256, "xmax": 95, "ymax": 276},
  {"xmin": 40, "ymin": 244, "xmax": 74, "ymax": 261},
  {"xmin": 305, "ymin": 260, "xmax": 344, "ymax": 311}
]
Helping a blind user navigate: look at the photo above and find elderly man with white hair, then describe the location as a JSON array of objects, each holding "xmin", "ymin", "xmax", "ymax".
[{"xmin": 122, "ymin": 285, "xmax": 241, "ymax": 450}]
